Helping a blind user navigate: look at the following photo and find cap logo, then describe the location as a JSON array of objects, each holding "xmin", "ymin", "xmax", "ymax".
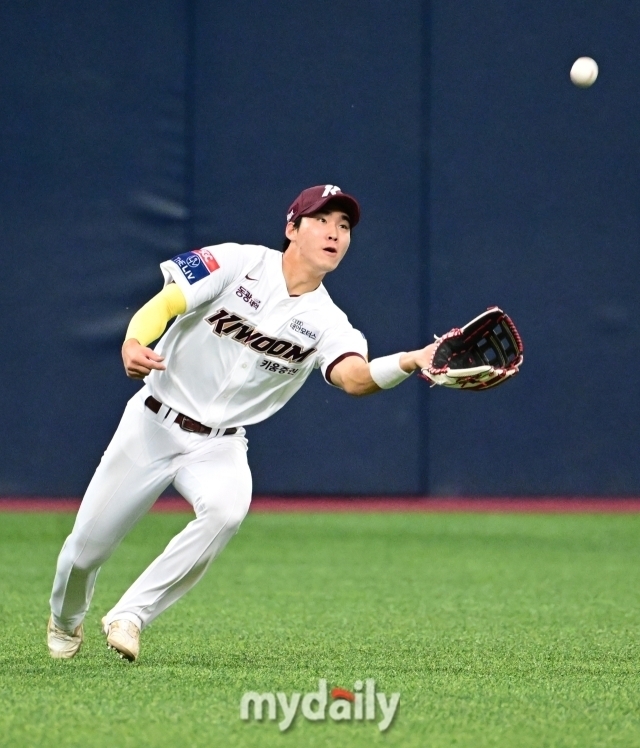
[
  {"xmin": 287, "ymin": 210, "xmax": 295, "ymax": 221},
  {"xmin": 322, "ymin": 184, "xmax": 341, "ymax": 197}
]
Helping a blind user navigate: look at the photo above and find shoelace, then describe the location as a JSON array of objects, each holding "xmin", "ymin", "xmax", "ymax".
[{"xmin": 50, "ymin": 622, "xmax": 81, "ymax": 638}]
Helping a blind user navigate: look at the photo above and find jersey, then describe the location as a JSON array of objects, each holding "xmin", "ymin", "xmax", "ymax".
[{"xmin": 145, "ymin": 243, "xmax": 368, "ymax": 428}]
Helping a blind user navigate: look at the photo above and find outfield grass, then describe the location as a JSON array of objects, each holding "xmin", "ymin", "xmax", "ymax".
[{"xmin": 1, "ymin": 511, "xmax": 640, "ymax": 747}]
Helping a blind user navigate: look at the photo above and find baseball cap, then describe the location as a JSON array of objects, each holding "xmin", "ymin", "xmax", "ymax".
[{"xmin": 286, "ymin": 185, "xmax": 360, "ymax": 228}]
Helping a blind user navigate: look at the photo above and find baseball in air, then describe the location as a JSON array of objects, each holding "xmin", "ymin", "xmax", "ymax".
[{"xmin": 570, "ymin": 57, "xmax": 598, "ymax": 87}]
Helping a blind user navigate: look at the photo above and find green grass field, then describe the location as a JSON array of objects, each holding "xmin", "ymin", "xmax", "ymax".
[{"xmin": 1, "ymin": 511, "xmax": 640, "ymax": 747}]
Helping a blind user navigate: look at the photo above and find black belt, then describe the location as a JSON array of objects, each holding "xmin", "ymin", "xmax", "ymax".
[{"xmin": 145, "ymin": 396, "xmax": 237, "ymax": 437}]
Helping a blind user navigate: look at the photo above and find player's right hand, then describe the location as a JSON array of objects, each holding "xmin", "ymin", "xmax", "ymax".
[{"xmin": 122, "ymin": 339, "xmax": 166, "ymax": 379}]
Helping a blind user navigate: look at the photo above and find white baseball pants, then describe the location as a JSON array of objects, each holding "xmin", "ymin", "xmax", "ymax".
[{"xmin": 50, "ymin": 386, "xmax": 252, "ymax": 632}]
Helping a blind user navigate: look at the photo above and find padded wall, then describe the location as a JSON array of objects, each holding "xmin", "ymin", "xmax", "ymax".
[
  {"xmin": 2, "ymin": 1, "xmax": 639, "ymax": 496},
  {"xmin": 191, "ymin": 0, "xmax": 424, "ymax": 494},
  {"xmin": 428, "ymin": 2, "xmax": 640, "ymax": 494},
  {"xmin": 1, "ymin": 0, "xmax": 188, "ymax": 494}
]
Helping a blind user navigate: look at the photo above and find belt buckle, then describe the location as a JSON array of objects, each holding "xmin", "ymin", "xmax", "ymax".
[{"xmin": 179, "ymin": 416, "xmax": 201, "ymax": 433}]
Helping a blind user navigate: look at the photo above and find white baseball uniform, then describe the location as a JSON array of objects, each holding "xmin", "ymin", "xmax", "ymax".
[{"xmin": 50, "ymin": 243, "xmax": 367, "ymax": 632}]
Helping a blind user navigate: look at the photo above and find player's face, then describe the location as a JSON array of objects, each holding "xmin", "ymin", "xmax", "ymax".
[{"xmin": 288, "ymin": 209, "xmax": 351, "ymax": 273}]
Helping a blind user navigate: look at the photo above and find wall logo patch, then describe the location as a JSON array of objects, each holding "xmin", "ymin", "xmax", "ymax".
[{"xmin": 171, "ymin": 249, "xmax": 220, "ymax": 284}]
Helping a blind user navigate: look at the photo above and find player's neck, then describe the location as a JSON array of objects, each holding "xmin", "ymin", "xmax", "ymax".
[{"xmin": 281, "ymin": 249, "xmax": 325, "ymax": 296}]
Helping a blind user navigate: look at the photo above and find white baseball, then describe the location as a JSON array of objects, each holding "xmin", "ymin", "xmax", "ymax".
[{"xmin": 570, "ymin": 57, "xmax": 598, "ymax": 88}]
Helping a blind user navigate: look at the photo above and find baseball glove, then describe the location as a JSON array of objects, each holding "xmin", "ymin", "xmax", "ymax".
[{"xmin": 419, "ymin": 307, "xmax": 523, "ymax": 390}]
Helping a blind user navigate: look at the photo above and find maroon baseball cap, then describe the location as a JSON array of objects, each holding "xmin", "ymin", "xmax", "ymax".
[{"xmin": 286, "ymin": 185, "xmax": 360, "ymax": 228}]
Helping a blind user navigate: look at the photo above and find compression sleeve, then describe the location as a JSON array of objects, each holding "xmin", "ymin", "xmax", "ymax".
[{"xmin": 125, "ymin": 283, "xmax": 187, "ymax": 346}]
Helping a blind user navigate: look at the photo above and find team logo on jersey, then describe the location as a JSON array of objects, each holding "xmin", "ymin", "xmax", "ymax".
[
  {"xmin": 289, "ymin": 318, "xmax": 317, "ymax": 341},
  {"xmin": 205, "ymin": 309, "xmax": 317, "ymax": 363},
  {"xmin": 170, "ymin": 249, "xmax": 220, "ymax": 284}
]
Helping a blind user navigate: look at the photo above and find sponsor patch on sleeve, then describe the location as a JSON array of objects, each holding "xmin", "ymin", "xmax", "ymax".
[{"xmin": 170, "ymin": 249, "xmax": 220, "ymax": 285}]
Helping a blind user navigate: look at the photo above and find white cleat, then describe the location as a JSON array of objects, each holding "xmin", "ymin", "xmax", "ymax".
[
  {"xmin": 47, "ymin": 615, "xmax": 83, "ymax": 659},
  {"xmin": 102, "ymin": 617, "xmax": 140, "ymax": 662}
]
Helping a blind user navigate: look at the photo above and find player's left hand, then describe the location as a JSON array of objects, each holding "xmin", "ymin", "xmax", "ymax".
[{"xmin": 418, "ymin": 307, "xmax": 524, "ymax": 390}]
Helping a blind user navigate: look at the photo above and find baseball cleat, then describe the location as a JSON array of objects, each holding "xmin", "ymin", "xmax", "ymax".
[
  {"xmin": 102, "ymin": 617, "xmax": 140, "ymax": 661},
  {"xmin": 47, "ymin": 615, "xmax": 84, "ymax": 659}
]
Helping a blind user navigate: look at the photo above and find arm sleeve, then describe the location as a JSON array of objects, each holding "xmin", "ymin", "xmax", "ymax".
[
  {"xmin": 125, "ymin": 283, "xmax": 187, "ymax": 347},
  {"xmin": 159, "ymin": 243, "xmax": 263, "ymax": 312},
  {"xmin": 317, "ymin": 323, "xmax": 369, "ymax": 386}
]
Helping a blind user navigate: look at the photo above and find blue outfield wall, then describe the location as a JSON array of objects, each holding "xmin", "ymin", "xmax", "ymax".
[
  {"xmin": 428, "ymin": 2, "xmax": 640, "ymax": 495},
  {"xmin": 1, "ymin": 1, "xmax": 639, "ymax": 496}
]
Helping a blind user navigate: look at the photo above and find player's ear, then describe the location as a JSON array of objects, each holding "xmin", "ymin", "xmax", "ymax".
[{"xmin": 284, "ymin": 221, "xmax": 298, "ymax": 242}]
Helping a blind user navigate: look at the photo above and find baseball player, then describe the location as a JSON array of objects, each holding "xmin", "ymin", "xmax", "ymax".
[{"xmin": 47, "ymin": 185, "xmax": 437, "ymax": 661}]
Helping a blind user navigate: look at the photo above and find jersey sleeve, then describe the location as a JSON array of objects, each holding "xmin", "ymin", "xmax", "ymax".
[
  {"xmin": 317, "ymin": 321, "xmax": 369, "ymax": 386},
  {"xmin": 159, "ymin": 243, "xmax": 263, "ymax": 312}
]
